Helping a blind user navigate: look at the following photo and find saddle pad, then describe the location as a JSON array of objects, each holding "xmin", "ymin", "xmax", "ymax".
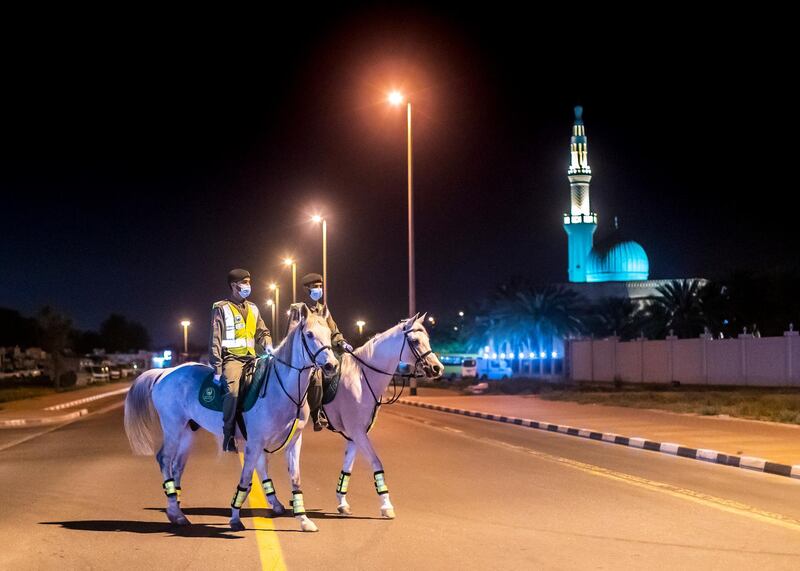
[
  {"xmin": 198, "ymin": 357, "xmax": 270, "ymax": 412},
  {"xmin": 321, "ymin": 370, "xmax": 341, "ymax": 405}
]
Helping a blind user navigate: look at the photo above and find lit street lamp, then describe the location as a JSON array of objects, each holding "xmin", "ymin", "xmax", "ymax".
[
  {"xmin": 283, "ymin": 257, "xmax": 297, "ymax": 303},
  {"xmin": 311, "ymin": 215, "xmax": 328, "ymax": 304},
  {"xmin": 269, "ymin": 283, "xmax": 280, "ymax": 339},
  {"xmin": 356, "ymin": 320, "xmax": 366, "ymax": 336},
  {"xmin": 266, "ymin": 299, "xmax": 275, "ymax": 336},
  {"xmin": 388, "ymin": 91, "xmax": 415, "ymax": 318},
  {"xmin": 180, "ymin": 320, "xmax": 190, "ymax": 355}
]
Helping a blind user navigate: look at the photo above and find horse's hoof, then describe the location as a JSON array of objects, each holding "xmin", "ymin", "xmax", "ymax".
[
  {"xmin": 300, "ymin": 520, "xmax": 319, "ymax": 532},
  {"xmin": 271, "ymin": 503, "xmax": 286, "ymax": 516},
  {"xmin": 337, "ymin": 505, "xmax": 352, "ymax": 516},
  {"xmin": 230, "ymin": 520, "xmax": 246, "ymax": 531},
  {"xmin": 381, "ymin": 508, "xmax": 396, "ymax": 519}
]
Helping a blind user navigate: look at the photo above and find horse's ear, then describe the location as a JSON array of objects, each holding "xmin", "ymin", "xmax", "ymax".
[
  {"xmin": 403, "ymin": 313, "xmax": 418, "ymax": 330},
  {"xmin": 299, "ymin": 303, "xmax": 310, "ymax": 322},
  {"xmin": 417, "ymin": 312, "xmax": 427, "ymax": 325}
]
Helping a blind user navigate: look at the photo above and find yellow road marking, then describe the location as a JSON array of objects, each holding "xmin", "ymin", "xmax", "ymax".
[
  {"xmin": 493, "ymin": 437, "xmax": 800, "ymax": 533},
  {"xmin": 239, "ymin": 454, "xmax": 287, "ymax": 571}
]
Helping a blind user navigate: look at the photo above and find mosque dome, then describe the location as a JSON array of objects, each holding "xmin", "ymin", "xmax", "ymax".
[{"xmin": 585, "ymin": 224, "xmax": 649, "ymax": 282}]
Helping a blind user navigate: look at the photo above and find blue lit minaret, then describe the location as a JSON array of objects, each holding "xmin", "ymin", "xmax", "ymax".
[{"xmin": 562, "ymin": 105, "xmax": 597, "ymax": 282}]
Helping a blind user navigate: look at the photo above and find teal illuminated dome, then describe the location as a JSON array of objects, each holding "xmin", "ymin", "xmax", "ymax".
[{"xmin": 585, "ymin": 227, "xmax": 649, "ymax": 282}]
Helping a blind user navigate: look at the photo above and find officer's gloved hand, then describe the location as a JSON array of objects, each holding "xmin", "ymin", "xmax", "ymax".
[
  {"xmin": 339, "ymin": 341, "xmax": 354, "ymax": 352},
  {"xmin": 265, "ymin": 345, "xmax": 274, "ymax": 355},
  {"xmin": 214, "ymin": 373, "xmax": 222, "ymax": 384}
]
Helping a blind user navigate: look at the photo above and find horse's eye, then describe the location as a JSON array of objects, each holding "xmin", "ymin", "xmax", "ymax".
[{"xmin": 306, "ymin": 332, "xmax": 314, "ymax": 339}]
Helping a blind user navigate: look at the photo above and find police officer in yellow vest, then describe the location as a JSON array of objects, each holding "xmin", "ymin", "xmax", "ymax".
[
  {"xmin": 287, "ymin": 273, "xmax": 352, "ymax": 431},
  {"xmin": 210, "ymin": 268, "xmax": 272, "ymax": 452}
]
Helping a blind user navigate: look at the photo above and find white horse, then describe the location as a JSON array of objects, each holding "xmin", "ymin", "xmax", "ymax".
[
  {"xmin": 124, "ymin": 306, "xmax": 338, "ymax": 532},
  {"xmin": 264, "ymin": 313, "xmax": 443, "ymax": 519}
]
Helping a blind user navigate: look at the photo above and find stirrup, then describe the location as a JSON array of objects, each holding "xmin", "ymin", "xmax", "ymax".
[{"xmin": 313, "ymin": 409, "xmax": 329, "ymax": 432}]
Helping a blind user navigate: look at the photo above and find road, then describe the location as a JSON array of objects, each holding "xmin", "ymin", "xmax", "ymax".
[{"xmin": 2, "ymin": 395, "xmax": 800, "ymax": 569}]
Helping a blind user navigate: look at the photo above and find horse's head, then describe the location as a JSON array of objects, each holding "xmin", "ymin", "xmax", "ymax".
[
  {"xmin": 296, "ymin": 304, "xmax": 339, "ymax": 376},
  {"xmin": 402, "ymin": 313, "xmax": 444, "ymax": 379}
]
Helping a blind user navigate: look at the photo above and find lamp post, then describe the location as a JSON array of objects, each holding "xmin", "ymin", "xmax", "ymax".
[
  {"xmin": 180, "ymin": 320, "xmax": 190, "ymax": 356},
  {"xmin": 266, "ymin": 299, "xmax": 275, "ymax": 336},
  {"xmin": 356, "ymin": 320, "xmax": 366, "ymax": 337},
  {"xmin": 311, "ymin": 215, "xmax": 327, "ymax": 304},
  {"xmin": 283, "ymin": 258, "xmax": 297, "ymax": 304},
  {"xmin": 388, "ymin": 91, "xmax": 415, "ymax": 318},
  {"xmin": 269, "ymin": 283, "xmax": 280, "ymax": 339}
]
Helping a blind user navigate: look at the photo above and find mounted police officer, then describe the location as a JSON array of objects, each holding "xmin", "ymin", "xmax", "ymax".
[
  {"xmin": 210, "ymin": 268, "xmax": 272, "ymax": 452},
  {"xmin": 288, "ymin": 272, "xmax": 352, "ymax": 431}
]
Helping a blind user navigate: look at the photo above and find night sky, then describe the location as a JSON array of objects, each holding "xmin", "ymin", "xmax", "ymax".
[{"xmin": 1, "ymin": 6, "xmax": 795, "ymax": 348}]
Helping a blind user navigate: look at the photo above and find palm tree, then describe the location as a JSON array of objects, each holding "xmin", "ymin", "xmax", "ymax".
[
  {"xmin": 471, "ymin": 278, "xmax": 587, "ymax": 354},
  {"xmin": 585, "ymin": 297, "xmax": 643, "ymax": 340},
  {"xmin": 641, "ymin": 279, "xmax": 710, "ymax": 338}
]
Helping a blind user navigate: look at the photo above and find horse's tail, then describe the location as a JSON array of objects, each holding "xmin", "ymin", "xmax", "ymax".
[{"xmin": 124, "ymin": 368, "xmax": 161, "ymax": 455}]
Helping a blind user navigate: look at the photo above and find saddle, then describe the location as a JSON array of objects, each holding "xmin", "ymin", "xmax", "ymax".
[{"xmin": 197, "ymin": 357, "xmax": 271, "ymax": 414}]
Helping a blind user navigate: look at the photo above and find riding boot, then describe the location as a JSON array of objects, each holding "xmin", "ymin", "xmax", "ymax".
[
  {"xmin": 307, "ymin": 378, "xmax": 327, "ymax": 431},
  {"xmin": 222, "ymin": 393, "xmax": 239, "ymax": 453}
]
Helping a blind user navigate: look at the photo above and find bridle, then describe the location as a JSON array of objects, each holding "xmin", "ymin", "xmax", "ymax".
[{"xmin": 344, "ymin": 325, "xmax": 436, "ymax": 406}]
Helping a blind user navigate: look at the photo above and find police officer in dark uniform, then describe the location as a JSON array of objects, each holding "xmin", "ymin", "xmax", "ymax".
[{"xmin": 287, "ymin": 273, "xmax": 352, "ymax": 431}]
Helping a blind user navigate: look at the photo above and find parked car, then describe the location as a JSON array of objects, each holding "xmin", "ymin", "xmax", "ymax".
[
  {"xmin": 108, "ymin": 365, "xmax": 122, "ymax": 380},
  {"xmin": 89, "ymin": 366, "xmax": 110, "ymax": 382},
  {"xmin": 476, "ymin": 358, "xmax": 512, "ymax": 380}
]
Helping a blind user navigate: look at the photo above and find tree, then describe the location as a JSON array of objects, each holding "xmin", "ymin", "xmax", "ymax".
[
  {"xmin": 585, "ymin": 297, "xmax": 644, "ymax": 340},
  {"xmin": 640, "ymin": 279, "xmax": 710, "ymax": 339},
  {"xmin": 471, "ymin": 278, "xmax": 587, "ymax": 353},
  {"xmin": 37, "ymin": 306, "xmax": 72, "ymax": 389},
  {"xmin": 0, "ymin": 307, "xmax": 38, "ymax": 348},
  {"xmin": 99, "ymin": 314, "xmax": 150, "ymax": 352}
]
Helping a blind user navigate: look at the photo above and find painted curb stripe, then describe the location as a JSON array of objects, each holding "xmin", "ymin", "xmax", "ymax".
[{"xmin": 398, "ymin": 399, "xmax": 800, "ymax": 481}]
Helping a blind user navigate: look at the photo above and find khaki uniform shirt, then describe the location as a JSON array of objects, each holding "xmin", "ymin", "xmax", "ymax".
[{"xmin": 209, "ymin": 299, "xmax": 272, "ymax": 376}]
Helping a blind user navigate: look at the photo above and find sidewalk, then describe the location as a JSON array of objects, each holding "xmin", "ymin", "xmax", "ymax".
[
  {"xmin": 400, "ymin": 388, "xmax": 800, "ymax": 468},
  {"xmin": 0, "ymin": 381, "xmax": 132, "ymax": 428}
]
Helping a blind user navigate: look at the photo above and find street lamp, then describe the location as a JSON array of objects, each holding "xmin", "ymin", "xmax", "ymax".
[
  {"xmin": 266, "ymin": 299, "xmax": 275, "ymax": 336},
  {"xmin": 180, "ymin": 320, "xmax": 190, "ymax": 355},
  {"xmin": 356, "ymin": 320, "xmax": 366, "ymax": 336},
  {"xmin": 311, "ymin": 215, "xmax": 327, "ymax": 304},
  {"xmin": 388, "ymin": 91, "xmax": 415, "ymax": 318},
  {"xmin": 283, "ymin": 257, "xmax": 297, "ymax": 303},
  {"xmin": 269, "ymin": 283, "xmax": 280, "ymax": 338}
]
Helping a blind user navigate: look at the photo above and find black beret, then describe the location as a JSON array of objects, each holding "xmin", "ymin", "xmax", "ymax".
[
  {"xmin": 227, "ymin": 268, "xmax": 251, "ymax": 284},
  {"xmin": 301, "ymin": 272, "xmax": 323, "ymax": 286}
]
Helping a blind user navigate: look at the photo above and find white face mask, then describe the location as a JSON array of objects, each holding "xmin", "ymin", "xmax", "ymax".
[
  {"xmin": 309, "ymin": 287, "xmax": 323, "ymax": 301},
  {"xmin": 237, "ymin": 284, "xmax": 251, "ymax": 299}
]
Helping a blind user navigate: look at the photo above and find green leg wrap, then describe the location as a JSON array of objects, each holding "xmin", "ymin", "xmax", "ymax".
[
  {"xmin": 337, "ymin": 471, "xmax": 351, "ymax": 495},
  {"xmin": 262, "ymin": 479, "xmax": 276, "ymax": 497},
  {"xmin": 231, "ymin": 486, "xmax": 249, "ymax": 509},
  {"xmin": 291, "ymin": 490, "xmax": 306, "ymax": 515},
  {"xmin": 373, "ymin": 471, "xmax": 389, "ymax": 495},
  {"xmin": 163, "ymin": 479, "xmax": 177, "ymax": 498}
]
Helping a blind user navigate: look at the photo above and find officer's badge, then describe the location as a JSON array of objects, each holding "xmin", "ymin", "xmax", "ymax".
[{"xmin": 202, "ymin": 386, "xmax": 216, "ymax": 403}]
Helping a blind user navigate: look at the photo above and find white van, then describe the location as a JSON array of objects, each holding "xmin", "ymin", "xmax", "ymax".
[
  {"xmin": 476, "ymin": 358, "xmax": 512, "ymax": 380},
  {"xmin": 461, "ymin": 358, "xmax": 477, "ymax": 379}
]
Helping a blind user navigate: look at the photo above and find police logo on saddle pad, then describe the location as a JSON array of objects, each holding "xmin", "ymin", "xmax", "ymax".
[{"xmin": 202, "ymin": 386, "xmax": 216, "ymax": 403}]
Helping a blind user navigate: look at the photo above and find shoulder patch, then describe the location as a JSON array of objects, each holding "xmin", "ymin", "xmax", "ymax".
[{"xmin": 212, "ymin": 300, "xmax": 228, "ymax": 309}]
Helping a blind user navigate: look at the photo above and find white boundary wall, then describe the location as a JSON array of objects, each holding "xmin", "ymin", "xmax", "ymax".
[{"xmin": 566, "ymin": 332, "xmax": 800, "ymax": 386}]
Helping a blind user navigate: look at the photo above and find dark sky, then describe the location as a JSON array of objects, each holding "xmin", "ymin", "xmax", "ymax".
[{"xmin": 1, "ymin": 6, "xmax": 795, "ymax": 347}]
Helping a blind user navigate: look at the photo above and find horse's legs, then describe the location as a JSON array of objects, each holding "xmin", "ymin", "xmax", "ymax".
[
  {"xmin": 171, "ymin": 426, "xmax": 195, "ymax": 514},
  {"xmin": 351, "ymin": 431, "xmax": 395, "ymax": 519},
  {"xmin": 229, "ymin": 439, "xmax": 261, "ymax": 531},
  {"xmin": 255, "ymin": 452, "xmax": 285, "ymax": 515},
  {"xmin": 336, "ymin": 440, "xmax": 358, "ymax": 515},
  {"xmin": 285, "ymin": 433, "xmax": 317, "ymax": 532},
  {"xmin": 156, "ymin": 422, "xmax": 190, "ymax": 525}
]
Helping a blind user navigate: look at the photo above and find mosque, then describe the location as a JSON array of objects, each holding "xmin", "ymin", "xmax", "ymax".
[{"xmin": 560, "ymin": 106, "xmax": 678, "ymax": 301}]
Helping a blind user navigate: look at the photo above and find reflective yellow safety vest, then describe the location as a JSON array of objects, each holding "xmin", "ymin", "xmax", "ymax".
[{"xmin": 220, "ymin": 301, "xmax": 259, "ymax": 357}]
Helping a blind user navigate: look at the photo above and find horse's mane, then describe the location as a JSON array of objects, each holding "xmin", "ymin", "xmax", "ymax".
[{"xmin": 340, "ymin": 321, "xmax": 404, "ymax": 379}]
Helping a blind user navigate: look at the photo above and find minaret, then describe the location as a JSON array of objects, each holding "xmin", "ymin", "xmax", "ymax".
[{"xmin": 562, "ymin": 105, "xmax": 598, "ymax": 282}]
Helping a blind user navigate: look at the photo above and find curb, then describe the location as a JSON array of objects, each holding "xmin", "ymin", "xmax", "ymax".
[
  {"xmin": 398, "ymin": 399, "xmax": 800, "ymax": 481},
  {"xmin": 0, "ymin": 408, "xmax": 89, "ymax": 428},
  {"xmin": 43, "ymin": 386, "xmax": 130, "ymax": 411}
]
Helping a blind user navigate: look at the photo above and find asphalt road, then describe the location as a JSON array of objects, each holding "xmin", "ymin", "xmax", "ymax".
[{"xmin": 2, "ymin": 396, "xmax": 800, "ymax": 570}]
